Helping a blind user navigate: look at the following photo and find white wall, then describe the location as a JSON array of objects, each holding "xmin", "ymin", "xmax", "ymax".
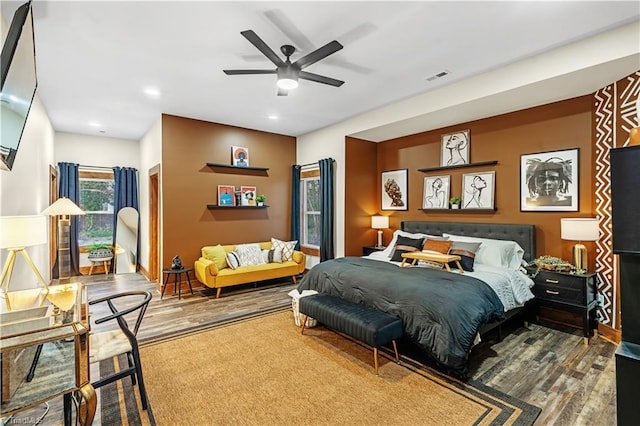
[
  {"xmin": 55, "ymin": 132, "xmax": 139, "ymax": 169},
  {"xmin": 297, "ymin": 20, "xmax": 640, "ymax": 259},
  {"xmin": 137, "ymin": 117, "xmax": 162, "ymax": 273},
  {"xmin": 0, "ymin": 95, "xmax": 55, "ymax": 293}
]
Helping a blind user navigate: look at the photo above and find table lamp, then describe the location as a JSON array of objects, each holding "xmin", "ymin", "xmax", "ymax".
[
  {"xmin": 371, "ymin": 215, "xmax": 389, "ymax": 248},
  {"xmin": 560, "ymin": 218, "xmax": 600, "ymax": 270},
  {"xmin": 0, "ymin": 215, "xmax": 49, "ymax": 309},
  {"xmin": 41, "ymin": 197, "xmax": 85, "ymax": 281}
]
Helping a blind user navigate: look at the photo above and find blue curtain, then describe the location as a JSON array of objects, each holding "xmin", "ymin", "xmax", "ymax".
[
  {"xmin": 319, "ymin": 158, "xmax": 335, "ymax": 261},
  {"xmin": 113, "ymin": 167, "xmax": 139, "ymax": 270},
  {"xmin": 58, "ymin": 162, "xmax": 81, "ymax": 277},
  {"xmin": 290, "ymin": 165, "xmax": 301, "ymax": 250}
]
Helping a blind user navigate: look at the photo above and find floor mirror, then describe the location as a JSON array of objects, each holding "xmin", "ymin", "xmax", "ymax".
[{"xmin": 115, "ymin": 207, "xmax": 139, "ymax": 274}]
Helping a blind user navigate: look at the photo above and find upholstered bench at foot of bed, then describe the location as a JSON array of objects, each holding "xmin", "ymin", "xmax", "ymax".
[{"xmin": 299, "ymin": 293, "xmax": 403, "ymax": 375}]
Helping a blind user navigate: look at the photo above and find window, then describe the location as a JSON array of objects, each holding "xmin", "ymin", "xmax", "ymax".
[
  {"xmin": 78, "ymin": 170, "xmax": 114, "ymax": 248},
  {"xmin": 301, "ymin": 172, "xmax": 320, "ymax": 249}
]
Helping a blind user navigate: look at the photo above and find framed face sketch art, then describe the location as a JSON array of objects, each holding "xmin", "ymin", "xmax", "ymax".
[
  {"xmin": 520, "ymin": 148, "xmax": 579, "ymax": 212},
  {"xmin": 441, "ymin": 130, "xmax": 470, "ymax": 167},
  {"xmin": 423, "ymin": 175, "xmax": 450, "ymax": 209},
  {"xmin": 381, "ymin": 169, "xmax": 408, "ymax": 211},
  {"xmin": 461, "ymin": 171, "xmax": 495, "ymax": 209}
]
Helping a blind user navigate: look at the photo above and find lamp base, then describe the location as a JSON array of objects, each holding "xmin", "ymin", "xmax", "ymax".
[
  {"xmin": 376, "ymin": 230, "xmax": 384, "ymax": 248},
  {"xmin": 572, "ymin": 243, "xmax": 588, "ymax": 271}
]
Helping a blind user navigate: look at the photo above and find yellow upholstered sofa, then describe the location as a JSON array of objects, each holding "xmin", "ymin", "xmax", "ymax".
[{"xmin": 194, "ymin": 242, "xmax": 306, "ymax": 298}]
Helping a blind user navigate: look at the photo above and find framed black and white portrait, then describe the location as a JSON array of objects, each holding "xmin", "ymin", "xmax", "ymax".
[
  {"xmin": 441, "ymin": 130, "xmax": 470, "ymax": 167},
  {"xmin": 423, "ymin": 175, "xmax": 450, "ymax": 209},
  {"xmin": 381, "ymin": 169, "xmax": 408, "ymax": 211},
  {"xmin": 520, "ymin": 148, "xmax": 579, "ymax": 212},
  {"xmin": 461, "ymin": 171, "xmax": 495, "ymax": 209}
]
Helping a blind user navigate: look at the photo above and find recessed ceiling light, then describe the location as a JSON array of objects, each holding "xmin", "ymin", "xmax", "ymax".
[
  {"xmin": 89, "ymin": 121, "xmax": 101, "ymax": 127},
  {"xmin": 143, "ymin": 87, "xmax": 161, "ymax": 98},
  {"xmin": 268, "ymin": 115, "xmax": 278, "ymax": 120}
]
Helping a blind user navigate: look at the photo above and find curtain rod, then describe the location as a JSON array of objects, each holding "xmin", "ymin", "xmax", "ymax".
[
  {"xmin": 79, "ymin": 164, "xmax": 113, "ymax": 170},
  {"xmin": 299, "ymin": 158, "xmax": 335, "ymax": 168}
]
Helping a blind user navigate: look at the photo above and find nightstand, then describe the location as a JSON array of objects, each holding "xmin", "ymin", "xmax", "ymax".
[
  {"xmin": 362, "ymin": 246, "xmax": 386, "ymax": 256},
  {"xmin": 532, "ymin": 270, "xmax": 598, "ymax": 344}
]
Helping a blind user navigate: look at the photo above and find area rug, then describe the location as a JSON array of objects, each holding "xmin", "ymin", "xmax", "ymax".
[{"xmin": 137, "ymin": 310, "xmax": 541, "ymax": 425}]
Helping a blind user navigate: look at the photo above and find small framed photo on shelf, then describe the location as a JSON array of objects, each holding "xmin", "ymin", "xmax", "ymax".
[
  {"xmin": 423, "ymin": 175, "xmax": 450, "ymax": 209},
  {"xmin": 381, "ymin": 169, "xmax": 408, "ymax": 211},
  {"xmin": 520, "ymin": 148, "xmax": 578, "ymax": 212},
  {"xmin": 461, "ymin": 171, "xmax": 495, "ymax": 209},
  {"xmin": 217, "ymin": 185, "xmax": 236, "ymax": 206},
  {"xmin": 240, "ymin": 186, "xmax": 257, "ymax": 206},
  {"xmin": 231, "ymin": 146, "xmax": 249, "ymax": 167},
  {"xmin": 441, "ymin": 130, "xmax": 470, "ymax": 167}
]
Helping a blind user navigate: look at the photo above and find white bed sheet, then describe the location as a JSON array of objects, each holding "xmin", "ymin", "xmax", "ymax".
[{"xmin": 363, "ymin": 252, "xmax": 534, "ymax": 312}]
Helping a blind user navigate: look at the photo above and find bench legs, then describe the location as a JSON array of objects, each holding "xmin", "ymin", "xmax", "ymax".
[{"xmin": 301, "ymin": 315, "xmax": 401, "ymax": 376}]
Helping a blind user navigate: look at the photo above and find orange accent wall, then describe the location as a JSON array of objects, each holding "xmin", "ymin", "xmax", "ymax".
[
  {"xmin": 161, "ymin": 114, "xmax": 296, "ymax": 270},
  {"xmin": 345, "ymin": 96, "xmax": 595, "ymax": 262}
]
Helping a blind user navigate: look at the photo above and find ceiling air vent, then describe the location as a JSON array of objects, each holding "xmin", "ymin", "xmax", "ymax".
[{"xmin": 426, "ymin": 70, "xmax": 450, "ymax": 82}]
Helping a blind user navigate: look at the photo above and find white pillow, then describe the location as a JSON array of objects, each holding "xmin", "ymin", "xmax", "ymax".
[
  {"xmin": 235, "ymin": 243, "xmax": 265, "ymax": 266},
  {"xmin": 442, "ymin": 233, "xmax": 524, "ymax": 270},
  {"xmin": 226, "ymin": 251, "xmax": 240, "ymax": 269},
  {"xmin": 380, "ymin": 230, "xmax": 447, "ymax": 258},
  {"xmin": 271, "ymin": 238, "xmax": 297, "ymax": 261},
  {"xmin": 262, "ymin": 247, "xmax": 284, "ymax": 263}
]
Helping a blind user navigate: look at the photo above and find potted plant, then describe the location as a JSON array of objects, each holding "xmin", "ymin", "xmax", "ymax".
[
  {"xmin": 87, "ymin": 243, "xmax": 114, "ymax": 259},
  {"xmin": 449, "ymin": 196, "xmax": 461, "ymax": 209},
  {"xmin": 255, "ymin": 194, "xmax": 266, "ymax": 206}
]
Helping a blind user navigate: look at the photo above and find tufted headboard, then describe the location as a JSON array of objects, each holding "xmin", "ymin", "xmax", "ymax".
[{"xmin": 401, "ymin": 221, "xmax": 536, "ymax": 262}]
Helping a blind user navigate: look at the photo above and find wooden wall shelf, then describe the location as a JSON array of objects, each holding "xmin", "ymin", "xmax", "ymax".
[
  {"xmin": 418, "ymin": 160, "xmax": 498, "ymax": 173},
  {"xmin": 207, "ymin": 204, "xmax": 269, "ymax": 209},
  {"xmin": 206, "ymin": 163, "xmax": 269, "ymax": 172}
]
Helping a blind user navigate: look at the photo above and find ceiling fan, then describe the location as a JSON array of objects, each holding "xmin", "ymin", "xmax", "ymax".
[{"xmin": 223, "ymin": 30, "xmax": 344, "ymax": 96}]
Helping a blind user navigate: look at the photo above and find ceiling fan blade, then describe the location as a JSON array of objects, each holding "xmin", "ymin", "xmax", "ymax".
[
  {"xmin": 277, "ymin": 87, "xmax": 289, "ymax": 96},
  {"xmin": 240, "ymin": 30, "xmax": 285, "ymax": 67},
  {"xmin": 299, "ymin": 71, "xmax": 344, "ymax": 87},
  {"xmin": 294, "ymin": 40, "xmax": 343, "ymax": 69},
  {"xmin": 223, "ymin": 69, "xmax": 277, "ymax": 75}
]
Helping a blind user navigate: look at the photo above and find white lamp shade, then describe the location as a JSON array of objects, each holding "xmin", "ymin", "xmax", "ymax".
[
  {"xmin": 41, "ymin": 197, "xmax": 85, "ymax": 216},
  {"xmin": 561, "ymin": 218, "xmax": 600, "ymax": 241},
  {"xmin": 0, "ymin": 215, "xmax": 47, "ymax": 249},
  {"xmin": 371, "ymin": 215, "xmax": 389, "ymax": 230}
]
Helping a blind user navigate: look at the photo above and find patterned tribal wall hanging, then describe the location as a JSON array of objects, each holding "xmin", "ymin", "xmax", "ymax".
[{"xmin": 593, "ymin": 70, "xmax": 640, "ymax": 329}]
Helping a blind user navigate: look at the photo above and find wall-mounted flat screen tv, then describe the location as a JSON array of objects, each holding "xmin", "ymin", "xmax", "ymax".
[{"xmin": 1, "ymin": 1, "xmax": 37, "ymax": 171}]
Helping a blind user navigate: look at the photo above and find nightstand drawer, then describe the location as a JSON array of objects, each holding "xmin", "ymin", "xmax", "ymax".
[
  {"xmin": 533, "ymin": 283, "xmax": 584, "ymax": 305},
  {"xmin": 535, "ymin": 271, "xmax": 586, "ymax": 291}
]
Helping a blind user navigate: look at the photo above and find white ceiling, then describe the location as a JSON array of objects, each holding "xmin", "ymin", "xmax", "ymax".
[{"xmin": 3, "ymin": 1, "xmax": 640, "ymax": 141}]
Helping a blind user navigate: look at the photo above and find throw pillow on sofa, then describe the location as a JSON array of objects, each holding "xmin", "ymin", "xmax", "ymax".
[
  {"xmin": 262, "ymin": 247, "xmax": 284, "ymax": 263},
  {"xmin": 226, "ymin": 251, "xmax": 240, "ymax": 269},
  {"xmin": 203, "ymin": 244, "xmax": 229, "ymax": 270},
  {"xmin": 235, "ymin": 243, "xmax": 265, "ymax": 266},
  {"xmin": 271, "ymin": 238, "xmax": 297, "ymax": 262}
]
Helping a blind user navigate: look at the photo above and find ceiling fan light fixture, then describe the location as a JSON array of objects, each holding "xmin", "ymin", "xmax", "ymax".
[{"xmin": 277, "ymin": 77, "xmax": 298, "ymax": 90}]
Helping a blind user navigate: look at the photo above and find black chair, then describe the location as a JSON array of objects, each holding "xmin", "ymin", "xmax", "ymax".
[{"xmin": 89, "ymin": 290, "xmax": 152, "ymax": 410}]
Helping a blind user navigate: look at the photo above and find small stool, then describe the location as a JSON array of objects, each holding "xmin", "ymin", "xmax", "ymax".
[
  {"xmin": 161, "ymin": 267, "xmax": 194, "ymax": 300},
  {"xmin": 89, "ymin": 256, "xmax": 113, "ymax": 275}
]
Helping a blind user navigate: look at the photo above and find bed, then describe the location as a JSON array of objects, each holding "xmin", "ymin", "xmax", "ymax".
[{"xmin": 296, "ymin": 221, "xmax": 536, "ymax": 378}]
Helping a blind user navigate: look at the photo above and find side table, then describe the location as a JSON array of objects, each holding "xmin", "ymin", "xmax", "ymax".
[
  {"xmin": 362, "ymin": 246, "xmax": 386, "ymax": 256},
  {"xmin": 161, "ymin": 267, "xmax": 194, "ymax": 300},
  {"xmin": 88, "ymin": 256, "xmax": 113, "ymax": 275}
]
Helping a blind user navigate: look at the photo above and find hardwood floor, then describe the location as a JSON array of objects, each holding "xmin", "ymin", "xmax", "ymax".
[{"xmin": 7, "ymin": 272, "xmax": 617, "ymax": 425}]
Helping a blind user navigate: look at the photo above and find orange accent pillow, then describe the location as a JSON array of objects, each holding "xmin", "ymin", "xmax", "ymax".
[{"xmin": 422, "ymin": 239, "xmax": 453, "ymax": 254}]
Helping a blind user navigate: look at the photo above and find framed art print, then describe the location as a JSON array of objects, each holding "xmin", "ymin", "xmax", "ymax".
[
  {"xmin": 423, "ymin": 175, "xmax": 450, "ymax": 209},
  {"xmin": 217, "ymin": 185, "xmax": 236, "ymax": 206},
  {"xmin": 231, "ymin": 146, "xmax": 249, "ymax": 167},
  {"xmin": 461, "ymin": 171, "xmax": 495, "ymax": 209},
  {"xmin": 441, "ymin": 130, "xmax": 470, "ymax": 167},
  {"xmin": 240, "ymin": 186, "xmax": 257, "ymax": 206},
  {"xmin": 520, "ymin": 148, "xmax": 578, "ymax": 211},
  {"xmin": 381, "ymin": 169, "xmax": 408, "ymax": 210}
]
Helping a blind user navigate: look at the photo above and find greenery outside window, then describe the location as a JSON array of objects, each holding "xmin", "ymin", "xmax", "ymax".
[
  {"xmin": 78, "ymin": 170, "xmax": 114, "ymax": 249},
  {"xmin": 301, "ymin": 171, "xmax": 321, "ymax": 250}
]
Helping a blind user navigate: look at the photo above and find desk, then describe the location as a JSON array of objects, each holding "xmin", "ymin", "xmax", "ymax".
[
  {"xmin": 0, "ymin": 285, "xmax": 95, "ymax": 426},
  {"xmin": 400, "ymin": 251, "xmax": 464, "ymax": 273},
  {"xmin": 162, "ymin": 267, "xmax": 194, "ymax": 300}
]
